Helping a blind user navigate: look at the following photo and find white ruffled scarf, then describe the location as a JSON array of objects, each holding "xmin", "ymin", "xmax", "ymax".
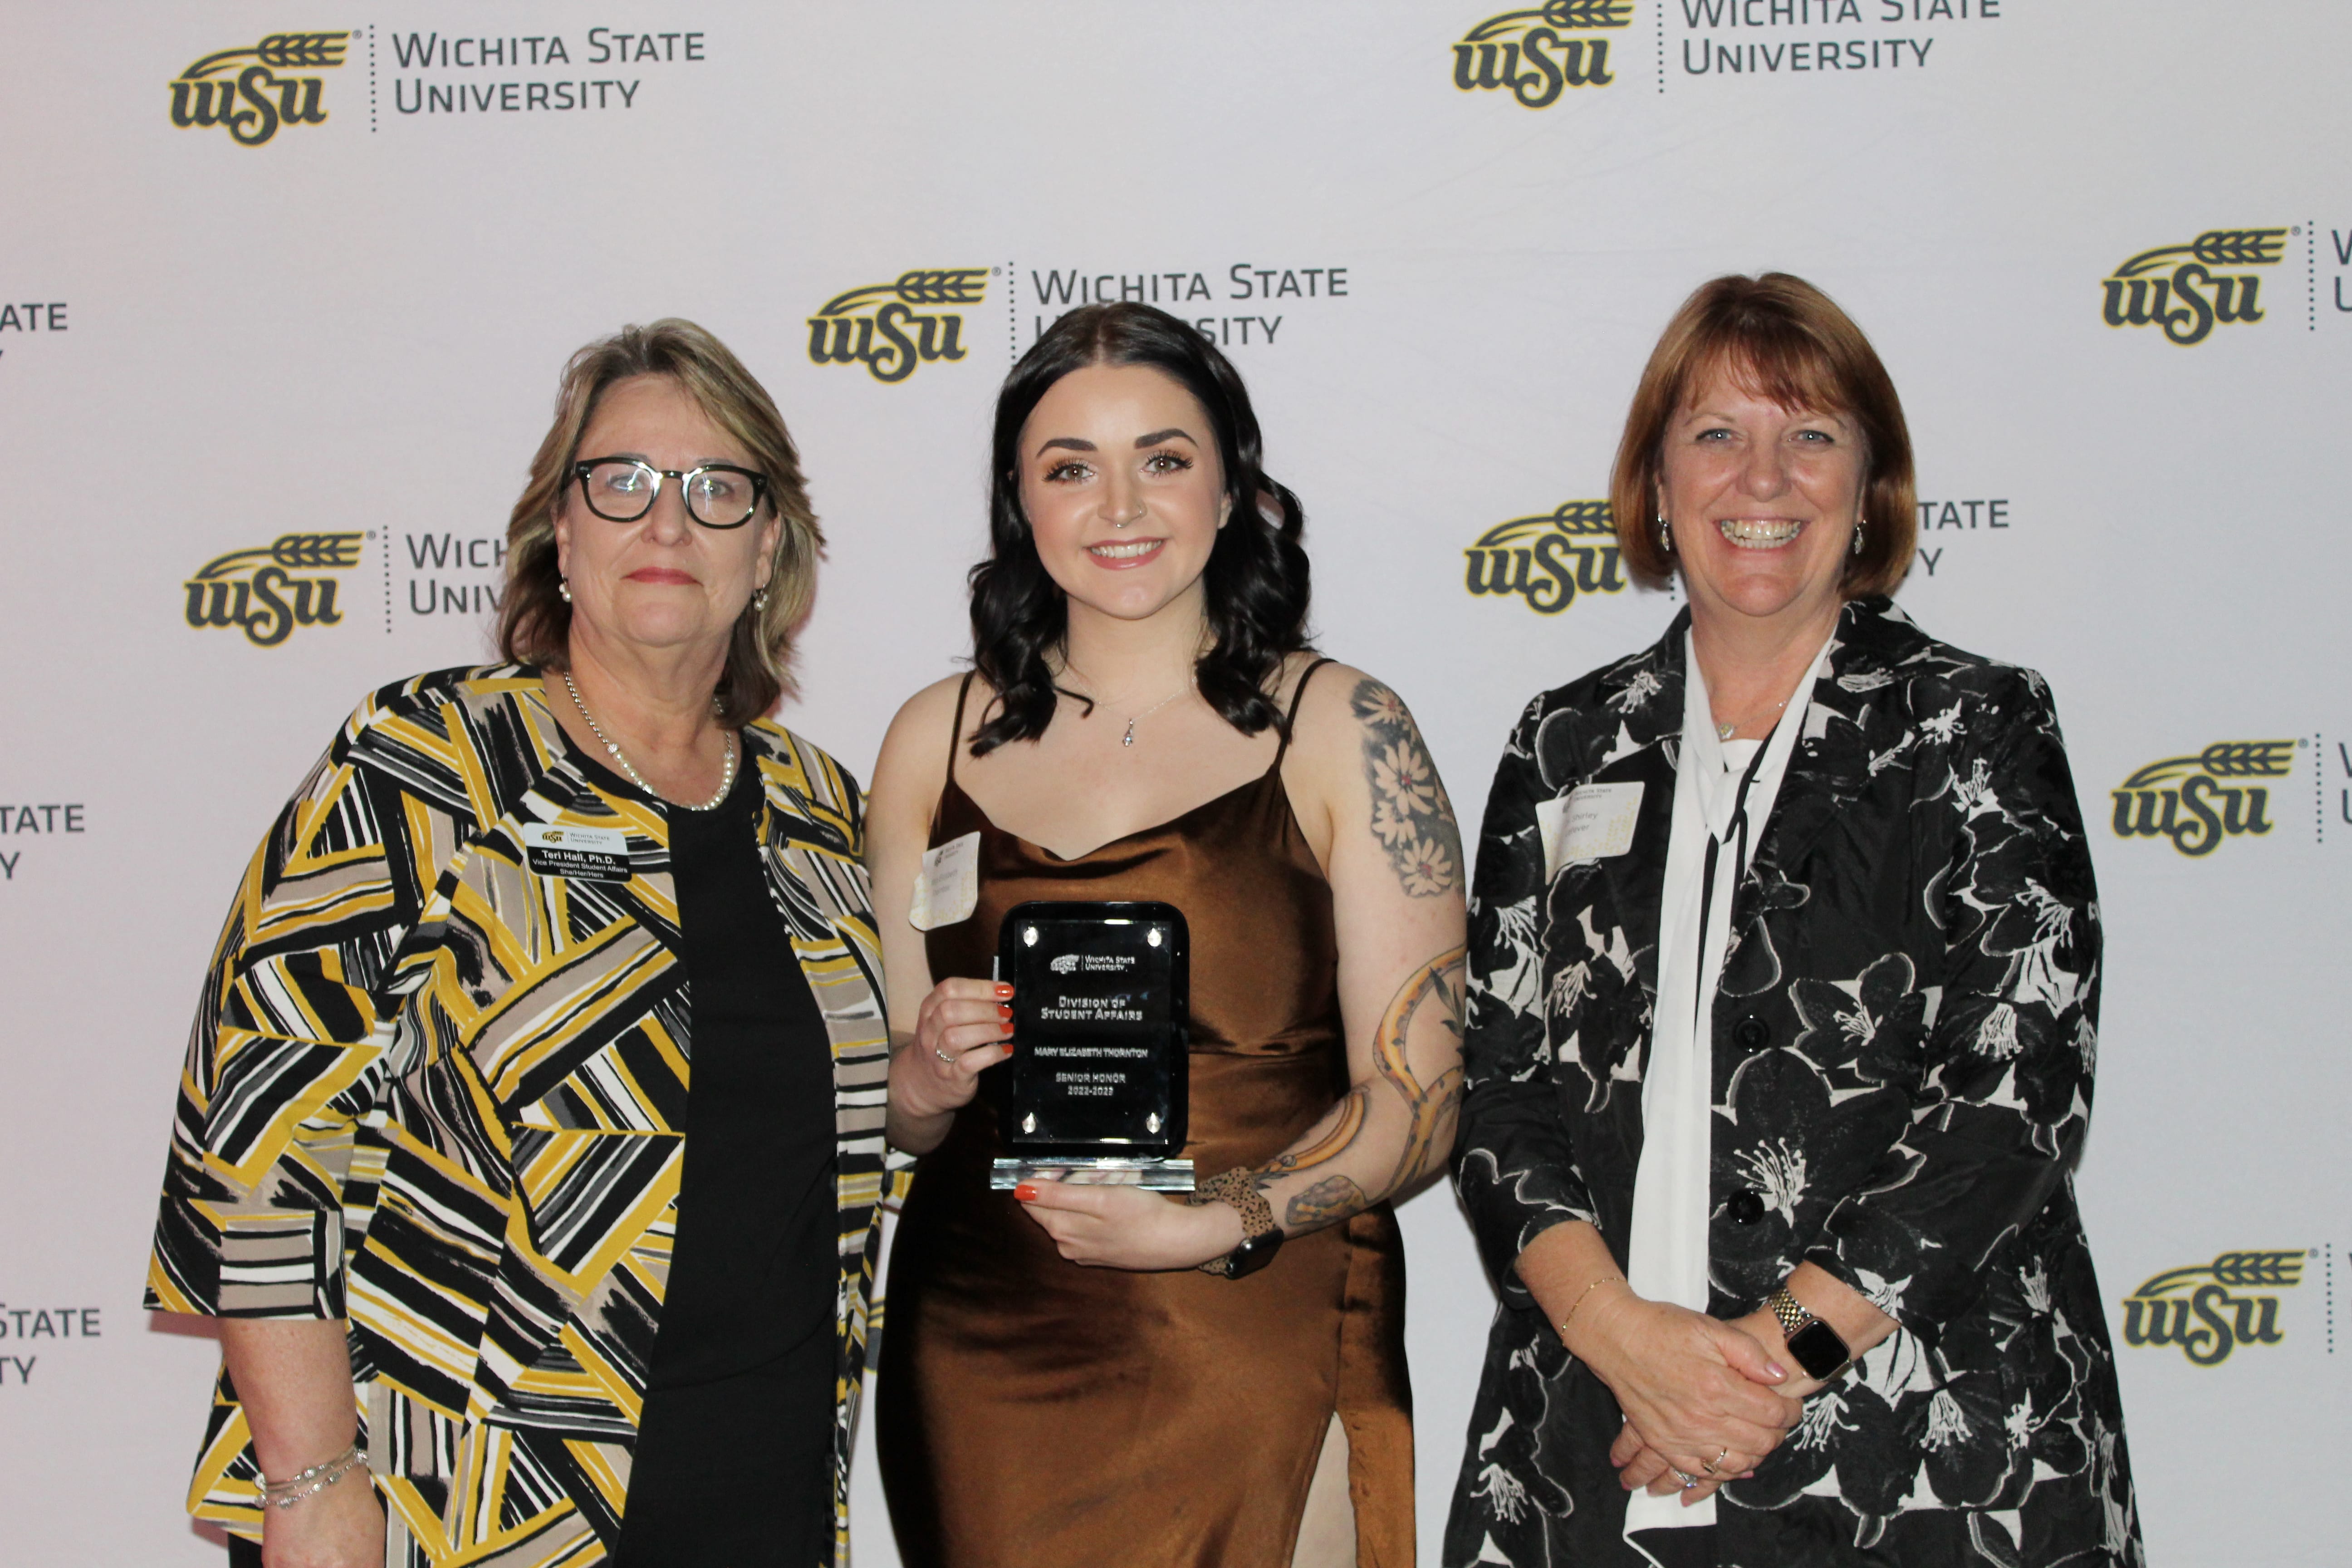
[{"xmin": 1621, "ymin": 632, "xmax": 1830, "ymax": 1555}]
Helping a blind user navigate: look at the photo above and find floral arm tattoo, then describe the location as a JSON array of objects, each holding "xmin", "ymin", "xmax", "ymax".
[
  {"xmin": 1253, "ymin": 946, "xmax": 1469, "ymax": 1231},
  {"xmin": 1353, "ymin": 678, "xmax": 1463, "ymax": 897}
]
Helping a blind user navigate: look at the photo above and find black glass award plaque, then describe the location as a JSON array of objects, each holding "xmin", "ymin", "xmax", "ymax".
[{"xmin": 988, "ymin": 900, "xmax": 1193, "ymax": 1191}]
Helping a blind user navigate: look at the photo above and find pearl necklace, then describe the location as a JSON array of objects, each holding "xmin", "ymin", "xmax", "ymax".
[{"xmin": 562, "ymin": 671, "xmax": 736, "ymax": 810}]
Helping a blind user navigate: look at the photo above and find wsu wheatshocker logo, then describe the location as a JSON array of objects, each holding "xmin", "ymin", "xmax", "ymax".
[
  {"xmin": 169, "ymin": 33, "xmax": 348, "ymax": 146},
  {"xmin": 2110, "ymin": 740, "xmax": 2297, "ymax": 857},
  {"xmin": 2102, "ymin": 228, "xmax": 2287, "ymax": 346},
  {"xmin": 1453, "ymin": 2, "xmax": 1632, "ymax": 106},
  {"xmin": 2121, "ymin": 1250, "xmax": 2303, "ymax": 1367},
  {"xmin": 807, "ymin": 270, "xmax": 989, "ymax": 383},
  {"xmin": 1464, "ymin": 500, "xmax": 1629, "ymax": 614},
  {"xmin": 185, "ymin": 533, "xmax": 363, "ymax": 647}
]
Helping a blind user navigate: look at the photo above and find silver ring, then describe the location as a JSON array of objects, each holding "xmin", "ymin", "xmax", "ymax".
[
  {"xmin": 1671, "ymin": 1468, "xmax": 1700, "ymax": 1490},
  {"xmin": 1702, "ymin": 1446, "xmax": 1728, "ymax": 1475},
  {"xmin": 935, "ymin": 1048, "xmax": 956, "ymax": 1064}
]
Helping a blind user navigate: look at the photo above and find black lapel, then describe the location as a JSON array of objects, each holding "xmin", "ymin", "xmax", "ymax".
[
  {"xmin": 1748, "ymin": 598, "xmax": 1900, "ymax": 886},
  {"xmin": 1573, "ymin": 616, "xmax": 1688, "ymax": 1007},
  {"xmin": 1583, "ymin": 737, "xmax": 1678, "ymax": 1004}
]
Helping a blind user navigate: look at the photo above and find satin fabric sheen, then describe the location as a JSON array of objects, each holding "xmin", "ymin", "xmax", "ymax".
[{"xmin": 877, "ymin": 671, "xmax": 1413, "ymax": 1568}]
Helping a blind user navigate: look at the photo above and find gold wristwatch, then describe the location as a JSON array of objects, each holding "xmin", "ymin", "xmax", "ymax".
[{"xmin": 1765, "ymin": 1284, "xmax": 1853, "ymax": 1380}]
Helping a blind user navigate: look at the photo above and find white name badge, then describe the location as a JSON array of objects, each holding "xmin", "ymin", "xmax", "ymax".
[
  {"xmin": 1537, "ymin": 781, "xmax": 1644, "ymax": 878},
  {"xmin": 519, "ymin": 822, "xmax": 632, "ymax": 882},
  {"xmin": 909, "ymin": 830, "xmax": 981, "ymax": 931}
]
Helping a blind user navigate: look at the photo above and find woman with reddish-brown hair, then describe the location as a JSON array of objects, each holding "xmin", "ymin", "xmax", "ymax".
[{"xmin": 1445, "ymin": 273, "xmax": 2143, "ymax": 1567}]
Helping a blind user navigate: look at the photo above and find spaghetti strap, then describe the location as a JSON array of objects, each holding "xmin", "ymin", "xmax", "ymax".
[
  {"xmin": 946, "ymin": 672, "xmax": 976, "ymax": 789},
  {"xmin": 882, "ymin": 650, "xmax": 1414, "ymax": 1568},
  {"xmin": 1272, "ymin": 657, "xmax": 1336, "ymax": 766}
]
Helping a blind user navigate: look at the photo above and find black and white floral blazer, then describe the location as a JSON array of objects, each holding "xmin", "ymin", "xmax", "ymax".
[{"xmin": 1445, "ymin": 599, "xmax": 2143, "ymax": 1568}]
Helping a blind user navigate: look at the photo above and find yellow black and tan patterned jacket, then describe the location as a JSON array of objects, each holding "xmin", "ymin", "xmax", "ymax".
[{"xmin": 147, "ymin": 665, "xmax": 902, "ymax": 1566}]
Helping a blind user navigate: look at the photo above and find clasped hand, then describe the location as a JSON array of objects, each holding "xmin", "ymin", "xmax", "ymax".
[{"xmin": 1575, "ymin": 1291, "xmax": 1806, "ymax": 1505}]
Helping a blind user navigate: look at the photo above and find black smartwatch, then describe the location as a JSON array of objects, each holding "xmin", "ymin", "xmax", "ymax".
[
  {"xmin": 1766, "ymin": 1285, "xmax": 1853, "ymax": 1380},
  {"xmin": 1211, "ymin": 1225, "xmax": 1284, "ymax": 1279}
]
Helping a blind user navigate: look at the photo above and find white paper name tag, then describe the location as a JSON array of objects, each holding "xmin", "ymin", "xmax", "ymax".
[
  {"xmin": 909, "ymin": 830, "xmax": 981, "ymax": 931},
  {"xmin": 519, "ymin": 822, "xmax": 632, "ymax": 882},
  {"xmin": 1537, "ymin": 781, "xmax": 1644, "ymax": 878}
]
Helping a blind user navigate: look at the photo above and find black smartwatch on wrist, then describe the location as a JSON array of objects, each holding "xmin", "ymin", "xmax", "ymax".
[
  {"xmin": 1765, "ymin": 1284, "xmax": 1853, "ymax": 1380},
  {"xmin": 1210, "ymin": 1225, "xmax": 1284, "ymax": 1279}
]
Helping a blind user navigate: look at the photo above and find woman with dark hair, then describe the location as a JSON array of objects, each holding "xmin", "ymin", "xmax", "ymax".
[
  {"xmin": 1445, "ymin": 274, "xmax": 2141, "ymax": 1566},
  {"xmin": 147, "ymin": 319, "xmax": 887, "ymax": 1568},
  {"xmin": 869, "ymin": 301, "xmax": 1466, "ymax": 1568}
]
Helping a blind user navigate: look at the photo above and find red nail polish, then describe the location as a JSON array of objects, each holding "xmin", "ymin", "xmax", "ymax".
[
  {"xmin": 998, "ymin": 1004, "xmax": 1013, "ymax": 1019},
  {"xmin": 1014, "ymin": 1182, "xmax": 1038, "ymax": 1201},
  {"xmin": 994, "ymin": 983, "xmax": 1014, "ymax": 999}
]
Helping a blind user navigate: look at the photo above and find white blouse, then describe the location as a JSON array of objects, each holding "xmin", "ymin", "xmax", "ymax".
[{"xmin": 1621, "ymin": 632, "xmax": 1831, "ymax": 1550}]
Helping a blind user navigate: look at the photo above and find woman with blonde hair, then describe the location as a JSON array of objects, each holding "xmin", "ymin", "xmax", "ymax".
[{"xmin": 148, "ymin": 320, "xmax": 884, "ymax": 1568}]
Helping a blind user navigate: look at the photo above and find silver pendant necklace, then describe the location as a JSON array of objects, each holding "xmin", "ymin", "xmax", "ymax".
[
  {"xmin": 562, "ymin": 671, "xmax": 736, "ymax": 809},
  {"xmin": 1062, "ymin": 664, "xmax": 1193, "ymax": 747},
  {"xmin": 1118, "ymin": 686, "xmax": 1191, "ymax": 746},
  {"xmin": 1715, "ymin": 695, "xmax": 1788, "ymax": 743}
]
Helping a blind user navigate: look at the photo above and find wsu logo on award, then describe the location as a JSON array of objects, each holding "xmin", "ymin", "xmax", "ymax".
[
  {"xmin": 2110, "ymin": 740, "xmax": 2298, "ymax": 857},
  {"xmin": 1464, "ymin": 500, "xmax": 1629, "ymax": 615},
  {"xmin": 169, "ymin": 32, "xmax": 348, "ymax": 147},
  {"xmin": 807, "ymin": 270, "xmax": 989, "ymax": 383},
  {"xmin": 2101, "ymin": 229, "xmax": 2287, "ymax": 346},
  {"xmin": 2121, "ymin": 1250, "xmax": 2303, "ymax": 1367},
  {"xmin": 185, "ymin": 533, "xmax": 364, "ymax": 647},
  {"xmin": 1452, "ymin": 2, "xmax": 1631, "ymax": 107}
]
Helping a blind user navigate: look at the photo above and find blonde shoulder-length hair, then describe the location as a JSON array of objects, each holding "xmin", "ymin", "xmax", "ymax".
[{"xmin": 498, "ymin": 319, "xmax": 822, "ymax": 725}]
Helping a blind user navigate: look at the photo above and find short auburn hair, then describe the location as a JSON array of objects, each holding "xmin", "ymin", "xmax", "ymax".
[
  {"xmin": 1609, "ymin": 273, "xmax": 1915, "ymax": 597},
  {"xmin": 497, "ymin": 319, "xmax": 821, "ymax": 725}
]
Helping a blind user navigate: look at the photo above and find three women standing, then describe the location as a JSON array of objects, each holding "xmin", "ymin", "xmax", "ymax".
[
  {"xmin": 869, "ymin": 303, "xmax": 1466, "ymax": 1568},
  {"xmin": 149, "ymin": 281, "xmax": 2142, "ymax": 1568}
]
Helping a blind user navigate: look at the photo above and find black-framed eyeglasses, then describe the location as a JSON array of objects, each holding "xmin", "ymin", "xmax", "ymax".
[{"xmin": 571, "ymin": 457, "xmax": 769, "ymax": 529}]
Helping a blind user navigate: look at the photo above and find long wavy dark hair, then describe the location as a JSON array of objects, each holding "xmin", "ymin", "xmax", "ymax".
[{"xmin": 967, "ymin": 302, "xmax": 1312, "ymax": 755}]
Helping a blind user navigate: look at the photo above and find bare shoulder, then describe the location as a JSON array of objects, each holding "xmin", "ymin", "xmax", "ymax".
[
  {"xmin": 1284, "ymin": 658, "xmax": 1465, "ymax": 899},
  {"xmin": 1284, "ymin": 658, "xmax": 1421, "ymax": 764},
  {"xmin": 871, "ymin": 672, "xmax": 985, "ymax": 821}
]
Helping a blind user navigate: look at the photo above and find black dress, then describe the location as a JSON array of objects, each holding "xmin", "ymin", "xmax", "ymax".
[{"xmin": 609, "ymin": 752, "xmax": 839, "ymax": 1568}]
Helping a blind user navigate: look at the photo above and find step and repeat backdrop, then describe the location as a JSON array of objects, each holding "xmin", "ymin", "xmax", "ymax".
[{"xmin": 1, "ymin": 3, "xmax": 2345, "ymax": 1563}]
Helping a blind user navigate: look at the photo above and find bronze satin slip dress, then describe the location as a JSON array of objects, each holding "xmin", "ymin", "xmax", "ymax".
[{"xmin": 877, "ymin": 664, "xmax": 1413, "ymax": 1568}]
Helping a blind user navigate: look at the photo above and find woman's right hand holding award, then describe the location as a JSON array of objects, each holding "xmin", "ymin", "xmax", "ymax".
[{"xmin": 891, "ymin": 977, "xmax": 1015, "ymax": 1140}]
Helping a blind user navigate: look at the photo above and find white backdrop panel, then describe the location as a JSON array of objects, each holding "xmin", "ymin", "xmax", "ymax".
[{"xmin": 1, "ymin": 4, "xmax": 2346, "ymax": 1563}]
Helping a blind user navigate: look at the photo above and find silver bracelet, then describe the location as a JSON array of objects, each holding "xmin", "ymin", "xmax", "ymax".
[{"xmin": 260, "ymin": 1441, "xmax": 367, "ymax": 1510}]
